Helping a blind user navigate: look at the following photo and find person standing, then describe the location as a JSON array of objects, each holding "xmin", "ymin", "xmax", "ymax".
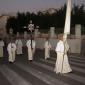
[
  {"xmin": 26, "ymin": 37, "xmax": 36, "ymax": 62},
  {"xmin": 0, "ymin": 38, "xmax": 4, "ymax": 64},
  {"xmin": 54, "ymin": 34, "xmax": 72, "ymax": 74},
  {"xmin": 7, "ymin": 39, "xmax": 16, "ymax": 63},
  {"xmin": 44, "ymin": 37, "xmax": 51, "ymax": 60},
  {"xmin": 0, "ymin": 38, "xmax": 4, "ymax": 58},
  {"xmin": 15, "ymin": 37, "xmax": 23, "ymax": 55}
]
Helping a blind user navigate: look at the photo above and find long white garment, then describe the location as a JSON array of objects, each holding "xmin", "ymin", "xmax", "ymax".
[
  {"xmin": 26, "ymin": 40, "xmax": 35, "ymax": 60},
  {"xmin": 44, "ymin": 41, "xmax": 51, "ymax": 59},
  {"xmin": 7, "ymin": 43, "xmax": 16, "ymax": 62},
  {"xmin": 15, "ymin": 39, "xmax": 23, "ymax": 54},
  {"xmin": 54, "ymin": 40, "xmax": 72, "ymax": 73},
  {"xmin": 0, "ymin": 41, "xmax": 4, "ymax": 57}
]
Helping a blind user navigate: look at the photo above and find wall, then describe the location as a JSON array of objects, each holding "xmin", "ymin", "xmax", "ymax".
[{"xmin": 34, "ymin": 38, "xmax": 81, "ymax": 53}]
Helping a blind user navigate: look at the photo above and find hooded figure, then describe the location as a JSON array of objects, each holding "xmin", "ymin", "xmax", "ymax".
[
  {"xmin": 7, "ymin": 39, "xmax": 16, "ymax": 63},
  {"xmin": 44, "ymin": 37, "xmax": 51, "ymax": 60},
  {"xmin": 26, "ymin": 37, "xmax": 36, "ymax": 61},
  {"xmin": 0, "ymin": 38, "xmax": 4, "ymax": 58},
  {"xmin": 15, "ymin": 37, "xmax": 23, "ymax": 55},
  {"xmin": 54, "ymin": 34, "xmax": 72, "ymax": 74}
]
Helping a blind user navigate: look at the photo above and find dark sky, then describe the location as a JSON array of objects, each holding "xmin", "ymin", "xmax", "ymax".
[{"xmin": 0, "ymin": 0, "xmax": 85, "ymax": 14}]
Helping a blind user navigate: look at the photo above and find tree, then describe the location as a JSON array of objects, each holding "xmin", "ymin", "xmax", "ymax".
[
  {"xmin": 6, "ymin": 3, "xmax": 85, "ymax": 34},
  {"xmin": 6, "ymin": 16, "xmax": 17, "ymax": 34}
]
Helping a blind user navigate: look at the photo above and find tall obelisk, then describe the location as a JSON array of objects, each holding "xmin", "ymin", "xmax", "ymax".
[{"xmin": 63, "ymin": 0, "xmax": 71, "ymax": 41}]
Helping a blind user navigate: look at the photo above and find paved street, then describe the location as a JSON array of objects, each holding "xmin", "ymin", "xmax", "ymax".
[{"xmin": 0, "ymin": 48, "xmax": 85, "ymax": 85}]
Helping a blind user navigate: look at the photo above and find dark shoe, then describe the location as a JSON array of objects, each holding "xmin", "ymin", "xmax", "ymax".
[
  {"xmin": 9, "ymin": 62, "xmax": 13, "ymax": 64},
  {"xmin": 29, "ymin": 60, "xmax": 33, "ymax": 62}
]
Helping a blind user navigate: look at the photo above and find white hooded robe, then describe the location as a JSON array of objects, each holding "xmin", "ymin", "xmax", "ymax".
[
  {"xmin": 54, "ymin": 40, "xmax": 72, "ymax": 73},
  {"xmin": 15, "ymin": 39, "xmax": 23, "ymax": 54},
  {"xmin": 0, "ymin": 40, "xmax": 4, "ymax": 57},
  {"xmin": 44, "ymin": 41, "xmax": 51, "ymax": 59},
  {"xmin": 26, "ymin": 40, "xmax": 35, "ymax": 60},
  {"xmin": 7, "ymin": 43, "xmax": 16, "ymax": 62}
]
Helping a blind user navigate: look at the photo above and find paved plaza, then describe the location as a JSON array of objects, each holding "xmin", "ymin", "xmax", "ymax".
[{"xmin": 0, "ymin": 48, "xmax": 85, "ymax": 85}]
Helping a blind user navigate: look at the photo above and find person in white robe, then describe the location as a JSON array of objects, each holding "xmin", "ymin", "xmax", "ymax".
[
  {"xmin": 0, "ymin": 38, "xmax": 4, "ymax": 58},
  {"xmin": 7, "ymin": 39, "xmax": 16, "ymax": 63},
  {"xmin": 15, "ymin": 38, "xmax": 23, "ymax": 55},
  {"xmin": 54, "ymin": 34, "xmax": 72, "ymax": 74},
  {"xmin": 26, "ymin": 37, "xmax": 36, "ymax": 61},
  {"xmin": 44, "ymin": 37, "xmax": 51, "ymax": 60}
]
